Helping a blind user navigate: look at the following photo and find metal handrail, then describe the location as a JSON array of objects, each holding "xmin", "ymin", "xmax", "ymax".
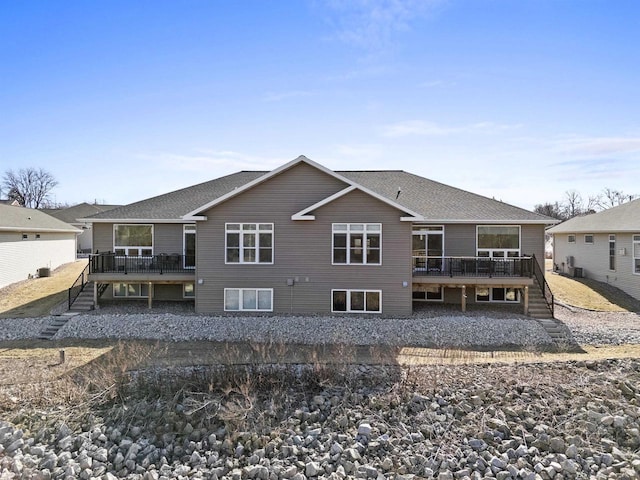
[
  {"xmin": 68, "ymin": 262, "xmax": 90, "ymax": 309},
  {"xmin": 531, "ymin": 254, "xmax": 554, "ymax": 317}
]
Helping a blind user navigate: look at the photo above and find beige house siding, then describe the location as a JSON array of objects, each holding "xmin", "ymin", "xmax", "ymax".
[
  {"xmin": 553, "ymin": 231, "xmax": 640, "ymax": 300},
  {"xmin": 0, "ymin": 231, "xmax": 76, "ymax": 288},
  {"xmin": 195, "ymin": 162, "xmax": 413, "ymax": 316}
]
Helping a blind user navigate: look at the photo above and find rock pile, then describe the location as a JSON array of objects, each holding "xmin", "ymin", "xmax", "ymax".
[{"xmin": 2, "ymin": 359, "xmax": 640, "ymax": 479}]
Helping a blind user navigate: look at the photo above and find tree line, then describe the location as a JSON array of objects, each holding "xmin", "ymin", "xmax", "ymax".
[{"xmin": 534, "ymin": 188, "xmax": 637, "ymax": 221}]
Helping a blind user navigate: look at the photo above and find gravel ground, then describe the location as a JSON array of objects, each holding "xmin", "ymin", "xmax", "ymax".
[
  {"xmin": 555, "ymin": 303, "xmax": 640, "ymax": 345},
  {"xmin": 1, "ymin": 301, "xmax": 638, "ymax": 347}
]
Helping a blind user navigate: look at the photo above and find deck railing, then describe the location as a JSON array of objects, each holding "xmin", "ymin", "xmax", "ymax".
[
  {"xmin": 89, "ymin": 253, "xmax": 195, "ymax": 274},
  {"xmin": 412, "ymin": 256, "xmax": 533, "ymax": 278}
]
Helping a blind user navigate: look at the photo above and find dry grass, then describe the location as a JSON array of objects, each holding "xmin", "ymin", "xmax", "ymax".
[
  {"xmin": 0, "ymin": 259, "xmax": 88, "ymax": 318},
  {"xmin": 545, "ymin": 259, "xmax": 640, "ymax": 312}
]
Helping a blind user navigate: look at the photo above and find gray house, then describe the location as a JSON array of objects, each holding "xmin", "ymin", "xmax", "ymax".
[
  {"xmin": 548, "ymin": 198, "xmax": 640, "ymax": 300},
  {"xmin": 81, "ymin": 156, "xmax": 556, "ymax": 316}
]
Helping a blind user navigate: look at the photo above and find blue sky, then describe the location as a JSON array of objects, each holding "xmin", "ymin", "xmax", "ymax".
[{"xmin": 1, "ymin": 0, "xmax": 639, "ymax": 211}]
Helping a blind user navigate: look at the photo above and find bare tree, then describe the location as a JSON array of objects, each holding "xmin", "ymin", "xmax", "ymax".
[
  {"xmin": 534, "ymin": 202, "xmax": 566, "ymax": 220},
  {"xmin": 598, "ymin": 188, "xmax": 637, "ymax": 209},
  {"xmin": 1, "ymin": 167, "xmax": 59, "ymax": 208},
  {"xmin": 563, "ymin": 190, "xmax": 584, "ymax": 218}
]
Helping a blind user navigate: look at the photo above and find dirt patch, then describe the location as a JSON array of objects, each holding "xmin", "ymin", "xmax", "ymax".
[{"xmin": 0, "ymin": 260, "xmax": 88, "ymax": 318}]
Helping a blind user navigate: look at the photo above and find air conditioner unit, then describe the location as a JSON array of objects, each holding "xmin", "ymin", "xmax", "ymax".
[
  {"xmin": 618, "ymin": 248, "xmax": 627, "ymax": 256},
  {"xmin": 566, "ymin": 256, "xmax": 574, "ymax": 267}
]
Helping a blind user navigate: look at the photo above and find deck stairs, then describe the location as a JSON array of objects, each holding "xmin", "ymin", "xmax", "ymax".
[{"xmin": 68, "ymin": 281, "xmax": 96, "ymax": 312}]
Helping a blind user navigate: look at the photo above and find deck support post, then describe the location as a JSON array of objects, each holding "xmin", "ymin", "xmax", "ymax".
[
  {"xmin": 93, "ymin": 282, "xmax": 98, "ymax": 309},
  {"xmin": 148, "ymin": 282, "xmax": 153, "ymax": 309},
  {"xmin": 461, "ymin": 285, "xmax": 467, "ymax": 312},
  {"xmin": 523, "ymin": 285, "xmax": 529, "ymax": 315}
]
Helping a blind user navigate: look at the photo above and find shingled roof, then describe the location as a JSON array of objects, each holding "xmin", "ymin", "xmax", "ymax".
[
  {"xmin": 0, "ymin": 204, "xmax": 80, "ymax": 233},
  {"xmin": 340, "ymin": 170, "xmax": 551, "ymax": 223},
  {"xmin": 82, "ymin": 157, "xmax": 555, "ymax": 224},
  {"xmin": 548, "ymin": 198, "xmax": 640, "ymax": 234},
  {"xmin": 42, "ymin": 202, "xmax": 121, "ymax": 224},
  {"xmin": 83, "ymin": 171, "xmax": 265, "ymax": 221}
]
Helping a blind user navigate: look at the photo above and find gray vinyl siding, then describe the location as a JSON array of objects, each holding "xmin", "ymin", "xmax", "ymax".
[
  {"xmin": 553, "ymin": 231, "xmax": 640, "ymax": 300},
  {"xmin": 441, "ymin": 223, "xmax": 544, "ymax": 262},
  {"xmin": 521, "ymin": 224, "xmax": 545, "ymax": 269},
  {"xmin": 154, "ymin": 224, "xmax": 184, "ymax": 255},
  {"xmin": 92, "ymin": 223, "xmax": 185, "ymax": 255},
  {"xmin": 93, "ymin": 223, "xmax": 113, "ymax": 253},
  {"xmin": 443, "ymin": 224, "xmax": 476, "ymax": 256},
  {"xmin": 195, "ymin": 162, "xmax": 413, "ymax": 316}
]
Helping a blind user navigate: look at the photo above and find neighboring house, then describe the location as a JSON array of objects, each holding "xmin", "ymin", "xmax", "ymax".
[
  {"xmin": 548, "ymin": 199, "xmax": 640, "ymax": 300},
  {"xmin": 0, "ymin": 199, "xmax": 20, "ymax": 206},
  {"xmin": 0, "ymin": 204, "xmax": 80, "ymax": 289},
  {"xmin": 42, "ymin": 202, "xmax": 121, "ymax": 254},
  {"xmin": 81, "ymin": 156, "xmax": 557, "ymax": 316}
]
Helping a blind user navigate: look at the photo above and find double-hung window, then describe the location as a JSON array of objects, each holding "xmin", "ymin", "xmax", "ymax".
[
  {"xmin": 114, "ymin": 224, "xmax": 153, "ymax": 256},
  {"xmin": 332, "ymin": 289, "xmax": 381, "ymax": 313},
  {"xmin": 226, "ymin": 223, "xmax": 273, "ymax": 264},
  {"xmin": 634, "ymin": 235, "xmax": 640, "ymax": 275},
  {"xmin": 333, "ymin": 223, "xmax": 381, "ymax": 265}
]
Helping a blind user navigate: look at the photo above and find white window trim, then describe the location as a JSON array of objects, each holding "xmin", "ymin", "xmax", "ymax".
[
  {"xmin": 609, "ymin": 234, "xmax": 616, "ymax": 272},
  {"xmin": 113, "ymin": 282, "xmax": 149, "ymax": 298},
  {"xmin": 224, "ymin": 288, "xmax": 273, "ymax": 312},
  {"xmin": 476, "ymin": 287, "xmax": 520, "ymax": 303},
  {"xmin": 412, "ymin": 286, "xmax": 444, "ymax": 302},
  {"xmin": 113, "ymin": 224, "xmax": 154, "ymax": 256},
  {"xmin": 183, "ymin": 224, "xmax": 196, "ymax": 270},
  {"xmin": 225, "ymin": 223, "xmax": 274, "ymax": 265},
  {"xmin": 584, "ymin": 234, "xmax": 594, "ymax": 245},
  {"xmin": 568, "ymin": 234, "xmax": 576, "ymax": 244},
  {"xmin": 633, "ymin": 234, "xmax": 640, "ymax": 276},
  {"xmin": 412, "ymin": 225, "xmax": 445, "ymax": 272},
  {"xmin": 476, "ymin": 225, "xmax": 521, "ymax": 257},
  {"xmin": 331, "ymin": 223, "xmax": 382, "ymax": 266},
  {"xmin": 331, "ymin": 289, "xmax": 382, "ymax": 313},
  {"xmin": 183, "ymin": 282, "xmax": 195, "ymax": 298}
]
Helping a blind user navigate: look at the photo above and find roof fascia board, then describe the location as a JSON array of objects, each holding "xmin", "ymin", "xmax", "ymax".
[
  {"xmin": 550, "ymin": 227, "xmax": 640, "ymax": 234},
  {"xmin": 0, "ymin": 226, "xmax": 80, "ymax": 233},
  {"xmin": 415, "ymin": 219, "xmax": 559, "ymax": 225},
  {"xmin": 291, "ymin": 186, "xmax": 357, "ymax": 220},
  {"xmin": 183, "ymin": 156, "xmax": 319, "ymax": 218},
  {"xmin": 183, "ymin": 155, "xmax": 424, "ymax": 220},
  {"xmin": 290, "ymin": 179, "xmax": 424, "ymax": 221},
  {"xmin": 77, "ymin": 218, "xmax": 198, "ymax": 224}
]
